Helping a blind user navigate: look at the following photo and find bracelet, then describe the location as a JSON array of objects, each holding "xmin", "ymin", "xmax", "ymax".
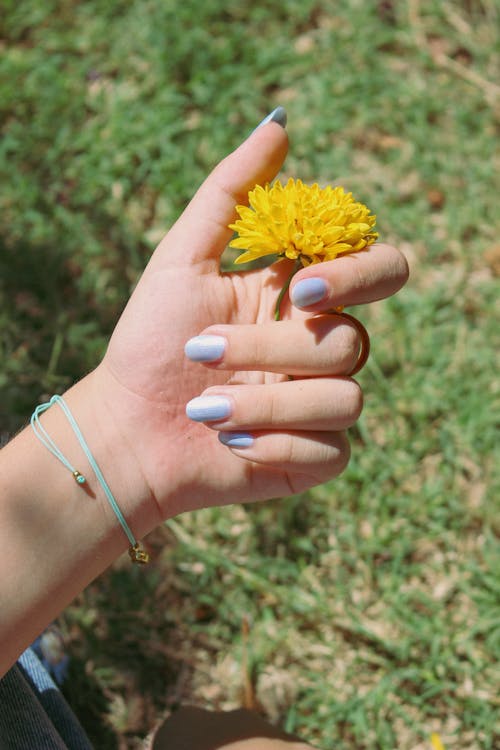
[{"xmin": 31, "ymin": 395, "xmax": 149, "ymax": 565}]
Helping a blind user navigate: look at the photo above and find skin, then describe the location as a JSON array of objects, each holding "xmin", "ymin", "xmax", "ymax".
[
  {"xmin": 150, "ymin": 706, "xmax": 316, "ymax": 749},
  {"xmin": 0, "ymin": 122, "xmax": 408, "ymax": 687},
  {"xmin": 219, "ymin": 742, "xmax": 312, "ymax": 750}
]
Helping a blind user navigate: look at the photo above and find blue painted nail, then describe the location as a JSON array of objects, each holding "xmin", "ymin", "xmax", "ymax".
[
  {"xmin": 290, "ymin": 277, "xmax": 328, "ymax": 308},
  {"xmin": 186, "ymin": 396, "xmax": 231, "ymax": 422},
  {"xmin": 218, "ymin": 432, "xmax": 254, "ymax": 448},
  {"xmin": 255, "ymin": 106, "xmax": 287, "ymax": 131},
  {"xmin": 184, "ymin": 335, "xmax": 226, "ymax": 363}
]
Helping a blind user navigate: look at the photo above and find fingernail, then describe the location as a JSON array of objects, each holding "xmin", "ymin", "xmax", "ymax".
[
  {"xmin": 184, "ymin": 335, "xmax": 226, "ymax": 363},
  {"xmin": 218, "ymin": 432, "xmax": 254, "ymax": 448},
  {"xmin": 290, "ymin": 277, "xmax": 328, "ymax": 308},
  {"xmin": 255, "ymin": 106, "xmax": 287, "ymax": 131},
  {"xmin": 186, "ymin": 396, "xmax": 231, "ymax": 422}
]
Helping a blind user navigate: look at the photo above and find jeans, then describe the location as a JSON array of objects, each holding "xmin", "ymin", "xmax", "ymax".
[{"xmin": 0, "ymin": 648, "xmax": 92, "ymax": 749}]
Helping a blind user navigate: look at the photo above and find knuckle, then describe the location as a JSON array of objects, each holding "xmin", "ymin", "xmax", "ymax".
[
  {"xmin": 252, "ymin": 330, "xmax": 270, "ymax": 368},
  {"xmin": 328, "ymin": 321, "xmax": 360, "ymax": 372},
  {"xmin": 352, "ymin": 252, "xmax": 370, "ymax": 293},
  {"xmin": 310, "ymin": 432, "xmax": 351, "ymax": 484},
  {"xmin": 267, "ymin": 386, "xmax": 279, "ymax": 425},
  {"xmin": 397, "ymin": 250, "xmax": 410, "ymax": 285},
  {"xmin": 283, "ymin": 433, "xmax": 300, "ymax": 465},
  {"xmin": 388, "ymin": 244, "xmax": 410, "ymax": 287},
  {"xmin": 345, "ymin": 380, "xmax": 364, "ymax": 421},
  {"xmin": 332, "ymin": 431, "xmax": 351, "ymax": 472},
  {"xmin": 316, "ymin": 431, "xmax": 350, "ymax": 473}
]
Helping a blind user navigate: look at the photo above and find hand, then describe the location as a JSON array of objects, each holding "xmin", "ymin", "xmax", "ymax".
[
  {"xmin": 95, "ymin": 122, "xmax": 408, "ymax": 521},
  {"xmin": 0, "ymin": 120, "xmax": 408, "ymax": 673}
]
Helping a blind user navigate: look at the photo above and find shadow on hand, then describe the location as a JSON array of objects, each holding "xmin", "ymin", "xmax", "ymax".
[{"xmin": 152, "ymin": 706, "xmax": 309, "ymax": 750}]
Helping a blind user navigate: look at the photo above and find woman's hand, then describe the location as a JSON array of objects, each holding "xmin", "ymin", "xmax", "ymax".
[
  {"xmin": 0, "ymin": 117, "xmax": 408, "ymax": 672},
  {"xmin": 96, "ymin": 121, "xmax": 409, "ymax": 521}
]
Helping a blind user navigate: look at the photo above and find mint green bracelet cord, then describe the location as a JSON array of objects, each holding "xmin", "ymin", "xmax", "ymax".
[{"xmin": 31, "ymin": 395, "xmax": 149, "ymax": 564}]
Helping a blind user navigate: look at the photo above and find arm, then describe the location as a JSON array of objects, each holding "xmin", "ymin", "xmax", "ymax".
[{"xmin": 0, "ymin": 120, "xmax": 408, "ymax": 676}]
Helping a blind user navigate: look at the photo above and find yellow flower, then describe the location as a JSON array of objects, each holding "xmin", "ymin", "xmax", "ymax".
[
  {"xmin": 430, "ymin": 734, "xmax": 446, "ymax": 750},
  {"xmin": 229, "ymin": 178, "xmax": 378, "ymax": 267}
]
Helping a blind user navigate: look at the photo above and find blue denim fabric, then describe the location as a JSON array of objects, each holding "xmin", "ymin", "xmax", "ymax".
[
  {"xmin": 0, "ymin": 648, "xmax": 92, "ymax": 749},
  {"xmin": 31, "ymin": 630, "xmax": 70, "ymax": 686}
]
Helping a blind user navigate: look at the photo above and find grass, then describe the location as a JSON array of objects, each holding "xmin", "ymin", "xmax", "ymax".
[{"xmin": 1, "ymin": 0, "xmax": 499, "ymax": 747}]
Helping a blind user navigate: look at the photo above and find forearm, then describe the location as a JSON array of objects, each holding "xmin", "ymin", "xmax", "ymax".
[{"xmin": 0, "ymin": 371, "xmax": 160, "ymax": 676}]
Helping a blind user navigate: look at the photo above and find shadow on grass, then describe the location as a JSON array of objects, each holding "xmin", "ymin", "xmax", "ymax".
[
  {"xmin": 61, "ymin": 659, "xmax": 119, "ymax": 750},
  {"xmin": 0, "ymin": 233, "xmax": 128, "ymax": 434},
  {"xmin": 61, "ymin": 529, "xmax": 198, "ymax": 747}
]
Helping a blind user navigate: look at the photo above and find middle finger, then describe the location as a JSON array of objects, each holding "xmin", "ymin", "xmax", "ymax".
[{"xmin": 184, "ymin": 314, "xmax": 363, "ymax": 377}]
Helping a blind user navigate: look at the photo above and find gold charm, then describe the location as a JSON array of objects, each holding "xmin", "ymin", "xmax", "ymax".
[
  {"xmin": 128, "ymin": 543, "xmax": 150, "ymax": 565},
  {"xmin": 72, "ymin": 470, "xmax": 86, "ymax": 485}
]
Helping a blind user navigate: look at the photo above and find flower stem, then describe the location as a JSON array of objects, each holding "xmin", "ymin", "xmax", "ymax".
[{"xmin": 274, "ymin": 261, "xmax": 301, "ymax": 321}]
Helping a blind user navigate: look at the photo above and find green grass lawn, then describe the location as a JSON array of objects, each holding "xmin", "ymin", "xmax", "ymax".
[{"xmin": 1, "ymin": 1, "xmax": 499, "ymax": 748}]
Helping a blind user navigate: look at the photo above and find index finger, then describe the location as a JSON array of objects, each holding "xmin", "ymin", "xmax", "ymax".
[{"xmin": 289, "ymin": 243, "xmax": 409, "ymax": 310}]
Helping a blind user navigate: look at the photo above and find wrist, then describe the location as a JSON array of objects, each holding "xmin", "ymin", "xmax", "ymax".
[
  {"xmin": 62, "ymin": 368, "xmax": 163, "ymax": 557},
  {"xmin": 0, "ymin": 371, "xmax": 162, "ymax": 674}
]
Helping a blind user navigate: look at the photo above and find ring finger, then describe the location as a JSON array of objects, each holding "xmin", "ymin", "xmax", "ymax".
[
  {"xmin": 184, "ymin": 314, "xmax": 364, "ymax": 377},
  {"xmin": 186, "ymin": 377, "xmax": 362, "ymax": 432}
]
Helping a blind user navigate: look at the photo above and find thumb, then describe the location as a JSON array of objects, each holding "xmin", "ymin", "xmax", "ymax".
[{"xmin": 150, "ymin": 113, "xmax": 288, "ymax": 271}]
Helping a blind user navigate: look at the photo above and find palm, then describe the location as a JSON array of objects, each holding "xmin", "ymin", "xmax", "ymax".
[{"xmin": 102, "ymin": 259, "xmax": 303, "ymax": 517}]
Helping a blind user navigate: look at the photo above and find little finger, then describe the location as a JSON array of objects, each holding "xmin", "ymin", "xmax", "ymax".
[{"xmin": 218, "ymin": 429, "xmax": 351, "ymax": 485}]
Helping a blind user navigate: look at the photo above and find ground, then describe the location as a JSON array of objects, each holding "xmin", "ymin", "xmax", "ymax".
[{"xmin": 1, "ymin": 1, "xmax": 499, "ymax": 748}]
